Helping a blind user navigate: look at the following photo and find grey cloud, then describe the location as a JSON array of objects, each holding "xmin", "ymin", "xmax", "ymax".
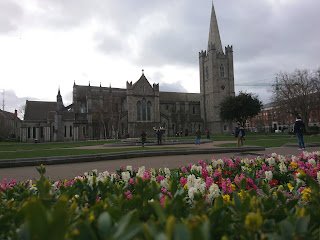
[
  {"xmin": 1, "ymin": 89, "xmax": 36, "ymax": 115},
  {"xmin": 159, "ymin": 82, "xmax": 188, "ymax": 93},
  {"xmin": 0, "ymin": 1, "xmax": 23, "ymax": 33}
]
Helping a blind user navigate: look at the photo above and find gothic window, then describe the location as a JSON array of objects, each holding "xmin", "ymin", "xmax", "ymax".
[
  {"xmin": 220, "ymin": 65, "xmax": 225, "ymax": 78},
  {"xmin": 40, "ymin": 127, "xmax": 44, "ymax": 138},
  {"xmin": 28, "ymin": 127, "xmax": 31, "ymax": 138},
  {"xmin": 205, "ymin": 66, "xmax": 209, "ymax": 79},
  {"xmin": 142, "ymin": 98, "xmax": 146, "ymax": 121},
  {"xmin": 70, "ymin": 126, "xmax": 73, "ymax": 137},
  {"xmin": 147, "ymin": 101, "xmax": 151, "ymax": 121},
  {"xmin": 33, "ymin": 127, "xmax": 36, "ymax": 139},
  {"xmin": 137, "ymin": 102, "xmax": 141, "ymax": 121},
  {"xmin": 80, "ymin": 103, "xmax": 86, "ymax": 113},
  {"xmin": 193, "ymin": 106, "xmax": 195, "ymax": 115},
  {"xmin": 64, "ymin": 126, "xmax": 67, "ymax": 137}
]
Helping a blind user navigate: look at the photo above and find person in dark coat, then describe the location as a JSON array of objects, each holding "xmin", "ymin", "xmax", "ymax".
[
  {"xmin": 156, "ymin": 129, "xmax": 162, "ymax": 145},
  {"xmin": 195, "ymin": 129, "xmax": 201, "ymax": 145},
  {"xmin": 141, "ymin": 130, "xmax": 147, "ymax": 147},
  {"xmin": 293, "ymin": 116, "xmax": 306, "ymax": 150},
  {"xmin": 234, "ymin": 122, "xmax": 245, "ymax": 147}
]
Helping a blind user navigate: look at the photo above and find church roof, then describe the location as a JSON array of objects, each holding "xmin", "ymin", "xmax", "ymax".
[
  {"xmin": 159, "ymin": 92, "xmax": 200, "ymax": 103},
  {"xmin": 24, "ymin": 101, "xmax": 57, "ymax": 121},
  {"xmin": 0, "ymin": 109, "xmax": 20, "ymax": 121},
  {"xmin": 208, "ymin": 2, "xmax": 223, "ymax": 54},
  {"xmin": 74, "ymin": 85, "xmax": 126, "ymax": 98}
]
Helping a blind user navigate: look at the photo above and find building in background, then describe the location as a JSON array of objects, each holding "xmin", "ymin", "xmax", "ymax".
[
  {"xmin": 0, "ymin": 109, "xmax": 22, "ymax": 141},
  {"xmin": 20, "ymin": 3, "xmax": 235, "ymax": 142}
]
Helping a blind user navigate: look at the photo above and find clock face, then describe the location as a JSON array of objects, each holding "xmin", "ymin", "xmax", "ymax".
[{"xmin": 221, "ymin": 85, "xmax": 225, "ymax": 90}]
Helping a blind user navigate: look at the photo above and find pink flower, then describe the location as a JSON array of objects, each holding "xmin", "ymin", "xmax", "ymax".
[
  {"xmin": 206, "ymin": 177, "xmax": 214, "ymax": 188},
  {"xmin": 181, "ymin": 166, "xmax": 188, "ymax": 173},
  {"xmin": 129, "ymin": 178, "xmax": 135, "ymax": 186},
  {"xmin": 157, "ymin": 175, "xmax": 165, "ymax": 183},
  {"xmin": 180, "ymin": 177, "xmax": 187, "ymax": 186}
]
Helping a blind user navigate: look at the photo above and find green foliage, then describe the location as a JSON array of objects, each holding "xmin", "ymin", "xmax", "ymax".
[{"xmin": 220, "ymin": 92, "xmax": 262, "ymax": 125}]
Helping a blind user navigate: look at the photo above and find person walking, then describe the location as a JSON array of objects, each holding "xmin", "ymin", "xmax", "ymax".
[
  {"xmin": 235, "ymin": 122, "xmax": 245, "ymax": 147},
  {"xmin": 195, "ymin": 129, "xmax": 201, "ymax": 145},
  {"xmin": 205, "ymin": 129, "xmax": 210, "ymax": 139},
  {"xmin": 294, "ymin": 116, "xmax": 306, "ymax": 150},
  {"xmin": 156, "ymin": 129, "xmax": 162, "ymax": 145},
  {"xmin": 141, "ymin": 130, "xmax": 147, "ymax": 147}
]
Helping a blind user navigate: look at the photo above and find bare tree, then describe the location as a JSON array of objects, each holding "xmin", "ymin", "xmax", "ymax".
[{"xmin": 274, "ymin": 68, "xmax": 320, "ymax": 129}]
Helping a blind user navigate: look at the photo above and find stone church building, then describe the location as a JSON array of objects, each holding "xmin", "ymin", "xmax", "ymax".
[{"xmin": 21, "ymin": 3, "xmax": 235, "ymax": 142}]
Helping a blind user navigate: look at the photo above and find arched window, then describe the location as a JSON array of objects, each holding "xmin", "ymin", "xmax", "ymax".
[
  {"xmin": 137, "ymin": 101, "xmax": 141, "ymax": 121},
  {"xmin": 142, "ymin": 98, "xmax": 146, "ymax": 121},
  {"xmin": 193, "ymin": 106, "xmax": 195, "ymax": 115},
  {"xmin": 220, "ymin": 65, "xmax": 225, "ymax": 78},
  {"xmin": 147, "ymin": 101, "xmax": 151, "ymax": 121}
]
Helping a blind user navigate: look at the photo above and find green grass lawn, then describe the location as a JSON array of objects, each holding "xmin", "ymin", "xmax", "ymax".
[
  {"xmin": 0, "ymin": 147, "xmax": 190, "ymax": 160},
  {"xmin": 217, "ymin": 135, "xmax": 320, "ymax": 148}
]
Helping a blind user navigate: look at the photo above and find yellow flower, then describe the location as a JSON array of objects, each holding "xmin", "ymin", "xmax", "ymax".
[
  {"xmin": 89, "ymin": 213, "xmax": 95, "ymax": 222},
  {"xmin": 184, "ymin": 184, "xmax": 188, "ymax": 190},
  {"xmin": 287, "ymin": 183, "xmax": 294, "ymax": 192},
  {"xmin": 222, "ymin": 194, "xmax": 230, "ymax": 204},
  {"xmin": 72, "ymin": 229, "xmax": 80, "ymax": 236},
  {"xmin": 231, "ymin": 184, "xmax": 236, "ymax": 191},
  {"xmin": 301, "ymin": 188, "xmax": 311, "ymax": 201},
  {"xmin": 295, "ymin": 206, "xmax": 306, "ymax": 217},
  {"xmin": 245, "ymin": 211, "xmax": 263, "ymax": 232},
  {"xmin": 290, "ymin": 162, "xmax": 298, "ymax": 169}
]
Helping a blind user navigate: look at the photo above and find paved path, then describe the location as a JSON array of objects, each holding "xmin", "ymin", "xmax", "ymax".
[{"xmin": 1, "ymin": 141, "xmax": 319, "ymax": 182}]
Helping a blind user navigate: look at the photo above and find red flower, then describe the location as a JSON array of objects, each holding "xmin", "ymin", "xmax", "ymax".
[{"xmin": 269, "ymin": 179, "xmax": 278, "ymax": 187}]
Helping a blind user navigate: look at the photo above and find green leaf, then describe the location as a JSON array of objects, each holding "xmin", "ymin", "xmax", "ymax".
[{"xmin": 98, "ymin": 212, "xmax": 113, "ymax": 238}]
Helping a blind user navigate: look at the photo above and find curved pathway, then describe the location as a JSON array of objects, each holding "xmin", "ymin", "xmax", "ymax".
[{"xmin": 1, "ymin": 141, "xmax": 319, "ymax": 182}]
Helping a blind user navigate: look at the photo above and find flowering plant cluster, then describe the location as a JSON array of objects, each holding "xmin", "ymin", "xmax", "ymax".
[{"xmin": 1, "ymin": 151, "xmax": 320, "ymax": 239}]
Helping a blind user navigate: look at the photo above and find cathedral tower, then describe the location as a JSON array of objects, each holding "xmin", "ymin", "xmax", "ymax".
[{"xmin": 199, "ymin": 2, "xmax": 235, "ymax": 134}]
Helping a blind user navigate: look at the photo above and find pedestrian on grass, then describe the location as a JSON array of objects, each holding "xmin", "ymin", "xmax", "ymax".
[
  {"xmin": 195, "ymin": 129, "xmax": 201, "ymax": 145},
  {"xmin": 205, "ymin": 129, "xmax": 210, "ymax": 139},
  {"xmin": 141, "ymin": 130, "xmax": 147, "ymax": 147},
  {"xmin": 234, "ymin": 122, "xmax": 245, "ymax": 147},
  {"xmin": 294, "ymin": 116, "xmax": 306, "ymax": 150},
  {"xmin": 156, "ymin": 129, "xmax": 162, "ymax": 145}
]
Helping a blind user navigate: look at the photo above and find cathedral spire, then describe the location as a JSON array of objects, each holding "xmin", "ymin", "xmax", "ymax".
[{"xmin": 208, "ymin": 1, "xmax": 223, "ymax": 54}]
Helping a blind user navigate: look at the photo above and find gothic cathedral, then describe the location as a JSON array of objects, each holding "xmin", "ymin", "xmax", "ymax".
[
  {"xmin": 199, "ymin": 3, "xmax": 235, "ymax": 134},
  {"xmin": 20, "ymin": 2, "xmax": 235, "ymax": 142}
]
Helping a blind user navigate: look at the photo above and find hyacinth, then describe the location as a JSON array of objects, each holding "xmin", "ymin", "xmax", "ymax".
[{"xmin": 2, "ymin": 151, "xmax": 320, "ymax": 208}]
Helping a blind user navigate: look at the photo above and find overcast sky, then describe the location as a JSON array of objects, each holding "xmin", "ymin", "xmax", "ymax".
[{"xmin": 1, "ymin": 0, "xmax": 320, "ymax": 115}]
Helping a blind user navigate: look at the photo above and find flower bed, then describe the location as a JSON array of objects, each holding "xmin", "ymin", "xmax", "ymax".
[{"xmin": 1, "ymin": 151, "xmax": 320, "ymax": 239}]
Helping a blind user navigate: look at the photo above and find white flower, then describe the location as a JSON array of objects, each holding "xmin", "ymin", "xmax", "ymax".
[
  {"xmin": 160, "ymin": 179, "xmax": 169, "ymax": 189},
  {"xmin": 296, "ymin": 178, "xmax": 305, "ymax": 186},
  {"xmin": 212, "ymin": 159, "xmax": 224, "ymax": 168},
  {"xmin": 266, "ymin": 157, "xmax": 276, "ymax": 166},
  {"xmin": 271, "ymin": 153, "xmax": 277, "ymax": 158},
  {"xmin": 188, "ymin": 187, "xmax": 197, "ymax": 201},
  {"xmin": 126, "ymin": 166, "xmax": 133, "ymax": 172},
  {"xmin": 278, "ymin": 155, "xmax": 286, "ymax": 163},
  {"xmin": 279, "ymin": 162, "xmax": 287, "ymax": 174},
  {"xmin": 241, "ymin": 158, "xmax": 250, "ymax": 165},
  {"xmin": 187, "ymin": 174, "xmax": 197, "ymax": 188},
  {"xmin": 308, "ymin": 158, "xmax": 316, "ymax": 168},
  {"xmin": 110, "ymin": 173, "xmax": 117, "ymax": 182},
  {"xmin": 264, "ymin": 171, "xmax": 273, "ymax": 181},
  {"xmin": 241, "ymin": 166, "xmax": 249, "ymax": 172},
  {"xmin": 121, "ymin": 172, "xmax": 131, "ymax": 183},
  {"xmin": 164, "ymin": 167, "xmax": 171, "ymax": 179},
  {"xmin": 191, "ymin": 165, "xmax": 202, "ymax": 174},
  {"xmin": 207, "ymin": 183, "xmax": 220, "ymax": 202},
  {"xmin": 137, "ymin": 166, "xmax": 146, "ymax": 178},
  {"xmin": 206, "ymin": 165, "xmax": 213, "ymax": 174},
  {"xmin": 92, "ymin": 169, "xmax": 98, "ymax": 175},
  {"xmin": 317, "ymin": 172, "xmax": 320, "ymax": 184}
]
